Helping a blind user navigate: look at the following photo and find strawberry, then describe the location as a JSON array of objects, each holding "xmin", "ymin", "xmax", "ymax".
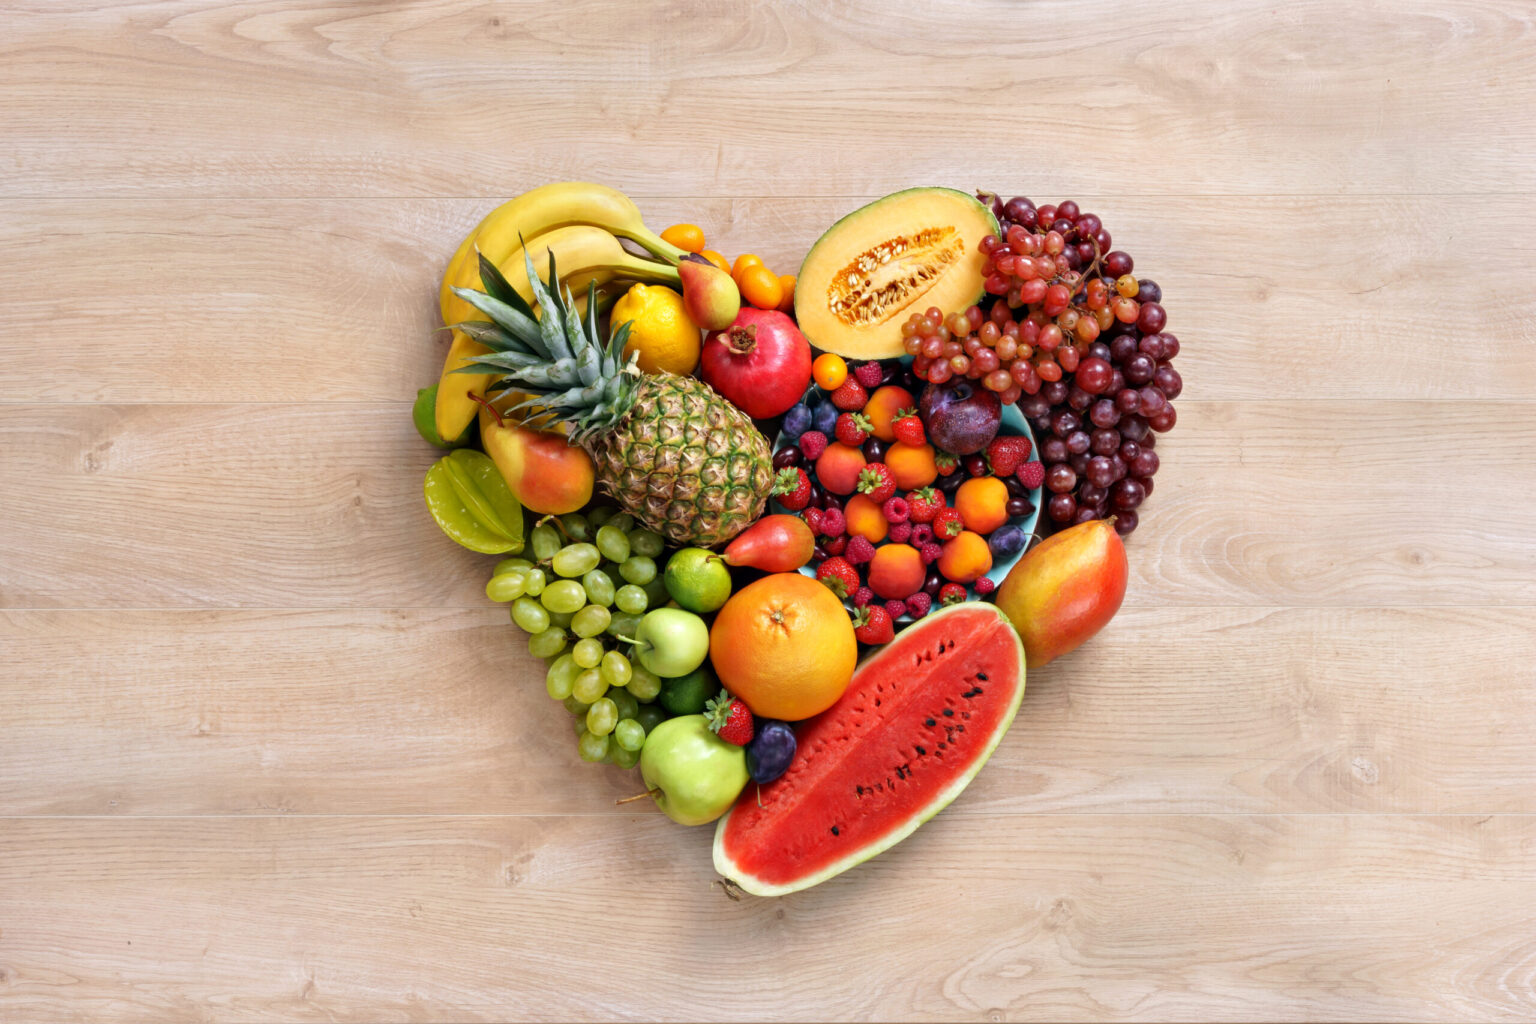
[
  {"xmin": 834, "ymin": 412, "xmax": 873, "ymax": 446},
  {"xmin": 931, "ymin": 507, "xmax": 965, "ymax": 540},
  {"xmin": 1015, "ymin": 461, "xmax": 1045, "ymax": 490},
  {"xmin": 888, "ymin": 521, "xmax": 912, "ymax": 544},
  {"xmin": 939, "ymin": 582, "xmax": 968, "ymax": 606},
  {"xmin": 829, "ymin": 378, "xmax": 868, "ymax": 411},
  {"xmin": 852, "ymin": 586, "xmax": 875, "ymax": 608},
  {"xmin": 856, "ymin": 464, "xmax": 897, "ymax": 504},
  {"xmin": 817, "ymin": 556, "xmax": 861, "ymax": 598},
  {"xmin": 819, "ymin": 506, "xmax": 846, "ymax": 538},
  {"xmin": 705, "ymin": 689, "xmax": 754, "ymax": 746},
  {"xmin": 852, "ymin": 605, "xmax": 895, "ymax": 645},
  {"xmin": 881, "ymin": 496, "xmax": 910, "ymax": 523},
  {"xmin": 853, "ymin": 361, "xmax": 885, "ymax": 389},
  {"xmin": 973, "ymin": 576, "xmax": 996, "ymax": 596},
  {"xmin": 845, "ymin": 535, "xmax": 876, "ymax": 565},
  {"xmin": 907, "ymin": 487, "xmax": 944, "ymax": 524},
  {"xmin": 935, "ymin": 451, "xmax": 959, "ymax": 476},
  {"xmin": 986, "ymin": 436, "xmax": 1033, "ymax": 477},
  {"xmin": 773, "ymin": 467, "xmax": 811, "ymax": 511},
  {"xmin": 802, "ymin": 507, "xmax": 824, "ymax": 535},
  {"xmin": 823, "ymin": 534, "xmax": 848, "ymax": 556},
  {"xmin": 884, "ymin": 599, "xmax": 908, "ymax": 622},
  {"xmin": 919, "ymin": 542, "xmax": 943, "ymax": 565},
  {"xmin": 891, "ymin": 408, "xmax": 926, "ymax": 447},
  {"xmin": 798, "ymin": 430, "xmax": 829, "ymax": 461},
  {"xmin": 904, "ymin": 592, "xmax": 932, "ymax": 619},
  {"xmin": 910, "ymin": 522, "xmax": 935, "ymax": 547}
]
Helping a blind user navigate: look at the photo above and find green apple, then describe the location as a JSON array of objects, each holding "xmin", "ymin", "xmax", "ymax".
[
  {"xmin": 663, "ymin": 547, "xmax": 733, "ymax": 613},
  {"xmin": 640, "ymin": 715, "xmax": 748, "ymax": 826},
  {"xmin": 631, "ymin": 607, "xmax": 709, "ymax": 678}
]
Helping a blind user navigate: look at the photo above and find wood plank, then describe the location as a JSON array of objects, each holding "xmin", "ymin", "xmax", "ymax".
[
  {"xmin": 0, "ymin": 815, "xmax": 1531, "ymax": 1022},
  {"xmin": 2, "ymin": 401, "xmax": 1533, "ymax": 608},
  {"xmin": 4, "ymin": 1, "xmax": 1535, "ymax": 198},
  {"xmin": 2, "ymin": 607, "xmax": 1531, "ymax": 817},
  {"xmin": 5, "ymin": 194, "xmax": 1534, "ymax": 403}
]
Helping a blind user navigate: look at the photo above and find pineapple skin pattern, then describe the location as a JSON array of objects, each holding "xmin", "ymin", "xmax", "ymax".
[{"xmin": 586, "ymin": 374, "xmax": 774, "ymax": 548}]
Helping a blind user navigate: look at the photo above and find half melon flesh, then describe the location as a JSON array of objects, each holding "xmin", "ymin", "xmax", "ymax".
[
  {"xmin": 713, "ymin": 602, "xmax": 1025, "ymax": 896},
  {"xmin": 794, "ymin": 188, "xmax": 997, "ymax": 360}
]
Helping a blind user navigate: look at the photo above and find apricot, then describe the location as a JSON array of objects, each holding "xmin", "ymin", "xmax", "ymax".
[
  {"xmin": 937, "ymin": 530, "xmax": 992, "ymax": 584},
  {"xmin": 886, "ymin": 441, "xmax": 937, "ymax": 489},
  {"xmin": 844, "ymin": 494, "xmax": 889, "ymax": 543},
  {"xmin": 868, "ymin": 543, "xmax": 925, "ymax": 599},
  {"xmin": 863, "ymin": 385, "xmax": 915, "ymax": 441},
  {"xmin": 815, "ymin": 442, "xmax": 867, "ymax": 495},
  {"xmin": 955, "ymin": 477, "xmax": 1009, "ymax": 535}
]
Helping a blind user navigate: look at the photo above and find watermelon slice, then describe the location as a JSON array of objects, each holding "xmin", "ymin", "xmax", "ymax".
[{"xmin": 713, "ymin": 603, "xmax": 1025, "ymax": 896}]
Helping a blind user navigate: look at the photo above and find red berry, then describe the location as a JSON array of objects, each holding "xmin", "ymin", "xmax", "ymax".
[
  {"xmin": 1015, "ymin": 461, "xmax": 1045, "ymax": 489},
  {"xmin": 935, "ymin": 451, "xmax": 959, "ymax": 476},
  {"xmin": 881, "ymin": 496, "xmax": 910, "ymax": 523},
  {"xmin": 939, "ymin": 582, "xmax": 968, "ymax": 606},
  {"xmin": 884, "ymin": 599, "xmax": 907, "ymax": 621},
  {"xmin": 834, "ymin": 412, "xmax": 873, "ymax": 446},
  {"xmin": 907, "ymin": 487, "xmax": 944, "ymax": 524},
  {"xmin": 845, "ymin": 535, "xmax": 876, "ymax": 565},
  {"xmin": 854, "ymin": 361, "xmax": 885, "ymax": 389},
  {"xmin": 856, "ymin": 464, "xmax": 897, "ymax": 504},
  {"xmin": 830, "ymin": 379, "xmax": 869, "ymax": 411},
  {"xmin": 816, "ymin": 556, "xmax": 860, "ymax": 598},
  {"xmin": 819, "ymin": 506, "xmax": 846, "ymax": 538},
  {"xmin": 705, "ymin": 689, "xmax": 754, "ymax": 746},
  {"xmin": 773, "ymin": 467, "xmax": 811, "ymax": 511},
  {"xmin": 910, "ymin": 522, "xmax": 934, "ymax": 547},
  {"xmin": 852, "ymin": 604, "xmax": 895, "ymax": 645},
  {"xmin": 823, "ymin": 534, "xmax": 848, "ymax": 556},
  {"xmin": 802, "ymin": 507, "xmax": 824, "ymax": 535},
  {"xmin": 891, "ymin": 408, "xmax": 926, "ymax": 447},
  {"xmin": 931, "ymin": 507, "xmax": 964, "ymax": 540},
  {"xmin": 798, "ymin": 430, "xmax": 829, "ymax": 461},
  {"xmin": 888, "ymin": 521, "xmax": 912, "ymax": 544},
  {"xmin": 904, "ymin": 592, "xmax": 932, "ymax": 618},
  {"xmin": 919, "ymin": 542, "xmax": 943, "ymax": 565},
  {"xmin": 986, "ymin": 436, "xmax": 1033, "ymax": 477},
  {"xmin": 852, "ymin": 586, "xmax": 875, "ymax": 608},
  {"xmin": 973, "ymin": 576, "xmax": 996, "ymax": 596}
]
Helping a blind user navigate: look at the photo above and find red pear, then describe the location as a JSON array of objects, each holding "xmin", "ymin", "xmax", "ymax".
[
  {"xmin": 994, "ymin": 518, "xmax": 1127, "ymax": 667},
  {"xmin": 721, "ymin": 515, "xmax": 815, "ymax": 573}
]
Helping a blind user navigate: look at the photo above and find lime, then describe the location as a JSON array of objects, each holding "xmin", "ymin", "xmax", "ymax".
[
  {"xmin": 413, "ymin": 384, "xmax": 471, "ymax": 449},
  {"xmin": 658, "ymin": 663, "xmax": 717, "ymax": 716},
  {"xmin": 663, "ymin": 547, "xmax": 732, "ymax": 613}
]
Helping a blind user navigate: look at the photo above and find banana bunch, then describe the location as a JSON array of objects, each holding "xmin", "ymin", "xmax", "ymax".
[{"xmin": 434, "ymin": 183, "xmax": 689, "ymax": 442}]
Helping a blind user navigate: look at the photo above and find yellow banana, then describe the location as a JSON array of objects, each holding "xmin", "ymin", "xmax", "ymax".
[{"xmin": 434, "ymin": 183, "xmax": 686, "ymax": 441}]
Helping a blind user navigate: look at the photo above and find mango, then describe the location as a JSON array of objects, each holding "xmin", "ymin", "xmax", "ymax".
[
  {"xmin": 478, "ymin": 399, "xmax": 595, "ymax": 516},
  {"xmin": 994, "ymin": 518, "xmax": 1127, "ymax": 668}
]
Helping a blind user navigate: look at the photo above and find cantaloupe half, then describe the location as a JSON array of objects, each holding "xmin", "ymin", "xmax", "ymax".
[{"xmin": 794, "ymin": 188, "xmax": 998, "ymax": 360}]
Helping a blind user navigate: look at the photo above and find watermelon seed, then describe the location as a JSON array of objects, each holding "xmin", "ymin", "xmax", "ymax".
[
  {"xmin": 976, "ymin": 672, "xmax": 988, "ymax": 681},
  {"xmin": 924, "ymin": 718, "xmax": 936, "ymax": 727},
  {"xmin": 943, "ymin": 708, "xmax": 954, "ymax": 717},
  {"xmin": 915, "ymin": 745, "xmax": 927, "ymax": 755},
  {"xmin": 830, "ymin": 826, "xmax": 840, "ymax": 836}
]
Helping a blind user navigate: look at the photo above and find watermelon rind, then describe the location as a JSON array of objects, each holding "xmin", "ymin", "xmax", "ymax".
[{"xmin": 711, "ymin": 603, "xmax": 1025, "ymax": 897}]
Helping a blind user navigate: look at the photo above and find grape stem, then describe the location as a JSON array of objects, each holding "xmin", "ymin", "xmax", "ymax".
[{"xmin": 615, "ymin": 788, "xmax": 660, "ymax": 805}]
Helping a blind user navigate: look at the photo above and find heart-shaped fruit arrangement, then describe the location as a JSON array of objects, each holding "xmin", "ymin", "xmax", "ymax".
[{"xmin": 415, "ymin": 183, "xmax": 1176, "ymax": 895}]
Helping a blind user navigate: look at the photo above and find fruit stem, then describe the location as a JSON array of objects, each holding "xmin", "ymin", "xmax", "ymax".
[
  {"xmin": 615, "ymin": 788, "xmax": 660, "ymax": 805},
  {"xmin": 467, "ymin": 392, "xmax": 506, "ymax": 429}
]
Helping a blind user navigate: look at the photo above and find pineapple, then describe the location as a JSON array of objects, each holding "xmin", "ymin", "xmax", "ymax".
[{"xmin": 450, "ymin": 251, "xmax": 774, "ymax": 546}]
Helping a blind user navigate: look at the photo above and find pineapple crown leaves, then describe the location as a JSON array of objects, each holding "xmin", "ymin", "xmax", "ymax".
[{"xmin": 446, "ymin": 245, "xmax": 643, "ymax": 442}]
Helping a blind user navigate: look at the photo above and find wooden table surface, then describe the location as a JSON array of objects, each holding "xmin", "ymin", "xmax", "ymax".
[{"xmin": 4, "ymin": 1, "xmax": 1535, "ymax": 1021}]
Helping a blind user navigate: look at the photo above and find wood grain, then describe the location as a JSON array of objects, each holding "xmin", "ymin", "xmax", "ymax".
[
  {"xmin": 2, "ymin": 606, "xmax": 1532, "ymax": 818},
  {"xmin": 5, "ymin": 195, "xmax": 1535, "ymax": 404},
  {"xmin": 3, "ymin": 0, "xmax": 1535, "ymax": 198},
  {"xmin": 4, "ymin": 0, "xmax": 1535, "ymax": 1020},
  {"xmin": 1, "ymin": 815, "xmax": 1532, "ymax": 1022}
]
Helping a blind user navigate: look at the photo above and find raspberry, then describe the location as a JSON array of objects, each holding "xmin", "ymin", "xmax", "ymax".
[
  {"xmin": 881, "ymin": 496, "xmax": 910, "ymax": 523},
  {"xmin": 829, "ymin": 379, "xmax": 868, "ymax": 411},
  {"xmin": 904, "ymin": 592, "xmax": 932, "ymax": 619},
  {"xmin": 798, "ymin": 430, "xmax": 829, "ymax": 461},
  {"xmin": 910, "ymin": 522, "xmax": 934, "ymax": 547},
  {"xmin": 852, "ymin": 586, "xmax": 874, "ymax": 608},
  {"xmin": 819, "ymin": 506, "xmax": 846, "ymax": 538},
  {"xmin": 854, "ymin": 361, "xmax": 885, "ymax": 389},
  {"xmin": 1015, "ymin": 461, "xmax": 1045, "ymax": 489},
  {"xmin": 919, "ymin": 542, "xmax": 943, "ymax": 565},
  {"xmin": 986, "ymin": 436, "xmax": 1033, "ymax": 477},
  {"xmin": 888, "ymin": 521, "xmax": 912, "ymax": 544},
  {"xmin": 884, "ymin": 600, "xmax": 908, "ymax": 621},
  {"xmin": 973, "ymin": 576, "xmax": 996, "ymax": 596},
  {"xmin": 845, "ymin": 535, "xmax": 876, "ymax": 565}
]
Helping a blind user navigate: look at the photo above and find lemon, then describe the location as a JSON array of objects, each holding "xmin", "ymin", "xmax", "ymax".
[{"xmin": 610, "ymin": 284, "xmax": 702, "ymax": 376}]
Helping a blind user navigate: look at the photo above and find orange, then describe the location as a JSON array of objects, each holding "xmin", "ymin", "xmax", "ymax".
[
  {"xmin": 709, "ymin": 573, "xmax": 857, "ymax": 721},
  {"xmin": 812, "ymin": 353, "xmax": 848, "ymax": 390},
  {"xmin": 660, "ymin": 223, "xmax": 706, "ymax": 254}
]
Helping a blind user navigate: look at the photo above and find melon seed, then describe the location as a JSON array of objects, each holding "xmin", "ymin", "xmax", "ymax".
[{"xmin": 827, "ymin": 228, "xmax": 963, "ymax": 327}]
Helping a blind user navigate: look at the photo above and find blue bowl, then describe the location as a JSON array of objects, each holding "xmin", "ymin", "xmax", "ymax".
[{"xmin": 771, "ymin": 377, "xmax": 1042, "ymax": 614}]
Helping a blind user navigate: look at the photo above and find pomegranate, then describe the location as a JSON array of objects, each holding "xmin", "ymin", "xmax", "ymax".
[{"xmin": 700, "ymin": 308, "xmax": 812, "ymax": 420}]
